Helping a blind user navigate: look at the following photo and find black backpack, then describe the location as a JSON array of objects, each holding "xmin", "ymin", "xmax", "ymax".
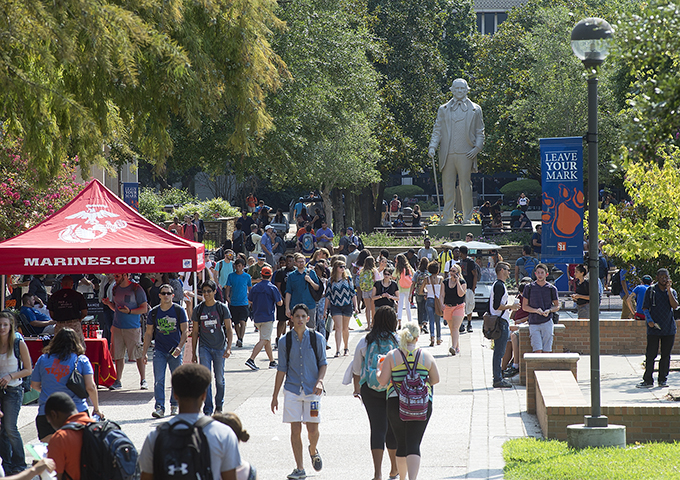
[
  {"xmin": 245, "ymin": 233, "xmax": 256, "ymax": 252},
  {"xmin": 61, "ymin": 420, "xmax": 139, "ymax": 480},
  {"xmin": 13, "ymin": 334, "xmax": 31, "ymax": 392},
  {"xmin": 611, "ymin": 270, "xmax": 623, "ymax": 296},
  {"xmin": 233, "ymin": 230, "xmax": 245, "ymax": 253},
  {"xmin": 153, "ymin": 416, "xmax": 213, "ymax": 480}
]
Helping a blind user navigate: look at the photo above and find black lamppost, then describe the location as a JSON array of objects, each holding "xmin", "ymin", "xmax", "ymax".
[{"xmin": 571, "ymin": 17, "xmax": 613, "ymax": 428}]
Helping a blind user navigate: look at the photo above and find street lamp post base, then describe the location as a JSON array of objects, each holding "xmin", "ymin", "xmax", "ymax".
[{"xmin": 567, "ymin": 423, "xmax": 626, "ymax": 449}]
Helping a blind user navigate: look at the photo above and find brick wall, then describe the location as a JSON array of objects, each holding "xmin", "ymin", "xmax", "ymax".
[
  {"xmin": 525, "ymin": 354, "xmax": 579, "ymax": 413},
  {"xmin": 559, "ymin": 319, "xmax": 680, "ymax": 355}
]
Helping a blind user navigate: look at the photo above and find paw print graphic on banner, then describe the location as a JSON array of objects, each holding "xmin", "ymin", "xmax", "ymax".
[{"xmin": 542, "ymin": 185, "xmax": 584, "ymax": 238}]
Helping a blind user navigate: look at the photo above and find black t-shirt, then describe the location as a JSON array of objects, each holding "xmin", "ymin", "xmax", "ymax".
[
  {"xmin": 443, "ymin": 278, "xmax": 466, "ymax": 306},
  {"xmin": 459, "ymin": 258, "xmax": 476, "ymax": 287},
  {"xmin": 374, "ymin": 280, "xmax": 398, "ymax": 309},
  {"xmin": 575, "ymin": 279, "xmax": 589, "ymax": 305},
  {"xmin": 28, "ymin": 277, "xmax": 48, "ymax": 304},
  {"xmin": 47, "ymin": 288, "xmax": 88, "ymax": 321},
  {"xmin": 532, "ymin": 232, "xmax": 542, "ymax": 253}
]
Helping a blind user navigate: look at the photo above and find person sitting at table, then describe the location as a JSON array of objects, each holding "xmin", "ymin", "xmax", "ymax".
[
  {"xmin": 30, "ymin": 328, "xmax": 102, "ymax": 443},
  {"xmin": 20, "ymin": 294, "xmax": 56, "ymax": 335}
]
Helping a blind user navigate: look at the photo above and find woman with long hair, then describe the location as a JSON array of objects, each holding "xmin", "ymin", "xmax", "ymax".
[
  {"xmin": 410, "ymin": 258, "xmax": 430, "ymax": 334},
  {"xmin": 31, "ymin": 328, "xmax": 102, "ymax": 442},
  {"xmin": 572, "ymin": 264, "xmax": 590, "ymax": 319},
  {"xmin": 0, "ymin": 312, "xmax": 32, "ymax": 474},
  {"xmin": 395, "ymin": 254, "xmax": 414, "ymax": 326},
  {"xmin": 314, "ymin": 261, "xmax": 329, "ymax": 340},
  {"xmin": 351, "ymin": 306, "xmax": 399, "ymax": 480},
  {"xmin": 376, "ymin": 321, "xmax": 439, "ymax": 480},
  {"xmin": 354, "ymin": 250, "xmax": 371, "ymax": 312},
  {"xmin": 213, "ymin": 412, "xmax": 257, "ymax": 480},
  {"xmin": 309, "ymin": 248, "xmax": 331, "ymax": 267},
  {"xmin": 442, "ymin": 263, "xmax": 467, "ymax": 356},
  {"xmin": 325, "ymin": 260, "xmax": 358, "ymax": 356},
  {"xmin": 424, "ymin": 262, "xmax": 443, "ymax": 346},
  {"xmin": 359, "ymin": 256, "xmax": 378, "ymax": 330}
]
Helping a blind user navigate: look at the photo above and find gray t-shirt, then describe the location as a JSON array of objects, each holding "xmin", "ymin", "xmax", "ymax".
[
  {"xmin": 192, "ymin": 302, "xmax": 231, "ymax": 351},
  {"xmin": 139, "ymin": 413, "xmax": 241, "ymax": 479}
]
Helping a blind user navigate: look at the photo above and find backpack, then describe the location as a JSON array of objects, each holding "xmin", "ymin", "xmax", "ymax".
[
  {"xmin": 153, "ymin": 416, "xmax": 213, "ymax": 480},
  {"xmin": 363, "ymin": 335, "xmax": 398, "ymax": 391},
  {"xmin": 285, "ymin": 329, "xmax": 321, "ymax": 373},
  {"xmin": 60, "ymin": 420, "xmax": 139, "ymax": 480},
  {"xmin": 274, "ymin": 235, "xmax": 287, "ymax": 254},
  {"xmin": 415, "ymin": 272, "xmax": 428, "ymax": 296},
  {"xmin": 245, "ymin": 233, "xmax": 256, "ymax": 252},
  {"xmin": 517, "ymin": 256, "xmax": 538, "ymax": 280},
  {"xmin": 390, "ymin": 199, "xmax": 400, "ymax": 212},
  {"xmin": 396, "ymin": 349, "xmax": 429, "ymax": 422},
  {"xmin": 359, "ymin": 270, "xmax": 375, "ymax": 292},
  {"xmin": 611, "ymin": 270, "xmax": 623, "ymax": 296},
  {"xmin": 301, "ymin": 232, "xmax": 314, "ymax": 252},
  {"xmin": 149, "ymin": 304, "xmax": 184, "ymax": 329},
  {"xmin": 233, "ymin": 230, "xmax": 245, "ymax": 253},
  {"xmin": 13, "ymin": 333, "xmax": 31, "ymax": 392}
]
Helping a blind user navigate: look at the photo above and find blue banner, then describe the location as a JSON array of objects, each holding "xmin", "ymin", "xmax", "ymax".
[
  {"xmin": 122, "ymin": 182, "xmax": 139, "ymax": 211},
  {"xmin": 539, "ymin": 137, "xmax": 584, "ymax": 264}
]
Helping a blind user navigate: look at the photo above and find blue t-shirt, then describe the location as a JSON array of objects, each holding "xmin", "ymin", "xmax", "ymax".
[
  {"xmin": 148, "ymin": 304, "xmax": 187, "ymax": 354},
  {"xmin": 248, "ymin": 280, "xmax": 282, "ymax": 323},
  {"xmin": 261, "ymin": 233, "xmax": 273, "ymax": 254},
  {"xmin": 285, "ymin": 269, "xmax": 320, "ymax": 309},
  {"xmin": 31, "ymin": 353, "xmax": 93, "ymax": 415},
  {"xmin": 109, "ymin": 283, "xmax": 148, "ymax": 329},
  {"xmin": 315, "ymin": 227, "xmax": 334, "ymax": 241},
  {"xmin": 20, "ymin": 306, "xmax": 51, "ymax": 334},
  {"xmin": 226, "ymin": 272, "xmax": 252, "ymax": 307},
  {"xmin": 619, "ymin": 268, "xmax": 634, "ymax": 299},
  {"xmin": 216, "ymin": 260, "xmax": 234, "ymax": 287},
  {"xmin": 632, "ymin": 284, "xmax": 650, "ymax": 314},
  {"xmin": 298, "ymin": 233, "xmax": 317, "ymax": 255}
]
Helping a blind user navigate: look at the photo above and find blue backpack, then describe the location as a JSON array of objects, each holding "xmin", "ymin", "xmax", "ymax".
[{"xmin": 362, "ymin": 335, "xmax": 398, "ymax": 391}]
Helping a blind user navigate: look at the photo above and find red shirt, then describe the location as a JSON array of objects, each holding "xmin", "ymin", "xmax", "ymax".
[{"xmin": 48, "ymin": 412, "xmax": 96, "ymax": 480}]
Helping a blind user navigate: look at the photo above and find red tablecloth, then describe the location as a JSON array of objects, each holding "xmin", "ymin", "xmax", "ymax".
[{"xmin": 25, "ymin": 338, "xmax": 117, "ymax": 388}]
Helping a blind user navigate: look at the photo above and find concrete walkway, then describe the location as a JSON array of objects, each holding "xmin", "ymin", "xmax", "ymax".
[{"xmin": 16, "ymin": 305, "xmax": 675, "ymax": 478}]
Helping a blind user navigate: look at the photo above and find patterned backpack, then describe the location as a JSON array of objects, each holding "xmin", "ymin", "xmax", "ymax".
[{"xmin": 396, "ymin": 349, "xmax": 429, "ymax": 422}]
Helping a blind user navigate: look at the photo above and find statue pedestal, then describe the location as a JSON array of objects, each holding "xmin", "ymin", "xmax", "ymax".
[{"xmin": 427, "ymin": 223, "xmax": 483, "ymax": 241}]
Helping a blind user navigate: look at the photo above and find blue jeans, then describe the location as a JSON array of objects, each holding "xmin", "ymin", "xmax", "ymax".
[
  {"xmin": 316, "ymin": 299, "xmax": 326, "ymax": 338},
  {"xmin": 153, "ymin": 349, "xmax": 183, "ymax": 411},
  {"xmin": 0, "ymin": 386, "xmax": 26, "ymax": 473},
  {"xmin": 492, "ymin": 319, "xmax": 510, "ymax": 384},
  {"xmin": 426, "ymin": 298, "xmax": 441, "ymax": 340},
  {"xmin": 199, "ymin": 344, "xmax": 225, "ymax": 414}
]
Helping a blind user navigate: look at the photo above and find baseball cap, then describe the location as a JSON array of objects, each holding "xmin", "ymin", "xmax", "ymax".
[
  {"xmin": 261, "ymin": 266, "xmax": 272, "ymax": 277},
  {"xmin": 265, "ymin": 225, "xmax": 274, "ymax": 231},
  {"xmin": 257, "ymin": 252, "xmax": 266, "ymax": 259},
  {"xmin": 347, "ymin": 227, "xmax": 354, "ymax": 232}
]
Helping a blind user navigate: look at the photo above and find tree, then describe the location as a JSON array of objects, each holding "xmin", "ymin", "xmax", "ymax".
[
  {"xmin": 0, "ymin": 0, "xmax": 285, "ymax": 181},
  {"xmin": 0, "ymin": 136, "xmax": 84, "ymax": 240},
  {"xmin": 614, "ymin": 0, "xmax": 680, "ymax": 160},
  {"xmin": 255, "ymin": 0, "xmax": 382, "ymax": 225}
]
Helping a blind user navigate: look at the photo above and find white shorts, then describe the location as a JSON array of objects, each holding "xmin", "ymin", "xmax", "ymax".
[
  {"xmin": 283, "ymin": 390, "xmax": 321, "ymax": 424},
  {"xmin": 465, "ymin": 289, "xmax": 475, "ymax": 315}
]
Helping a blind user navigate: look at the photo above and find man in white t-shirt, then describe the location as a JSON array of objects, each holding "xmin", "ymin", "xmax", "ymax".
[
  {"xmin": 417, "ymin": 237, "xmax": 438, "ymax": 262},
  {"xmin": 139, "ymin": 364, "xmax": 241, "ymax": 480}
]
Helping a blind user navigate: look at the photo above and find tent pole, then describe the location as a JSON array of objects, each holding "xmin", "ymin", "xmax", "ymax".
[
  {"xmin": 1, "ymin": 275, "xmax": 5, "ymax": 310},
  {"xmin": 193, "ymin": 271, "xmax": 198, "ymax": 309}
]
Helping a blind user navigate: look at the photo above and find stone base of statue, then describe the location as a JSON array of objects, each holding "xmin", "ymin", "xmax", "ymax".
[{"xmin": 427, "ymin": 223, "xmax": 483, "ymax": 241}]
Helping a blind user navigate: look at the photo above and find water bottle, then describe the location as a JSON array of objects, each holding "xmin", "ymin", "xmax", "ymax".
[{"xmin": 354, "ymin": 312, "xmax": 362, "ymax": 327}]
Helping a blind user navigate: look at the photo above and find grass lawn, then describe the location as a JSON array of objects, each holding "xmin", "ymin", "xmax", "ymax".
[{"xmin": 504, "ymin": 437, "xmax": 680, "ymax": 480}]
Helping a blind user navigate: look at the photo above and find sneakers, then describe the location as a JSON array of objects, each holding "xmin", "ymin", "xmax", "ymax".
[
  {"xmin": 636, "ymin": 381, "xmax": 654, "ymax": 389},
  {"xmin": 152, "ymin": 407, "xmax": 164, "ymax": 419},
  {"xmin": 449, "ymin": 347, "xmax": 456, "ymax": 356},
  {"xmin": 467, "ymin": 324, "xmax": 473, "ymax": 333},
  {"xmin": 140, "ymin": 379, "xmax": 149, "ymax": 390},
  {"xmin": 170, "ymin": 405, "xmax": 178, "ymax": 415},
  {"xmin": 236, "ymin": 339, "xmax": 243, "ymax": 348},
  {"xmin": 493, "ymin": 380, "xmax": 513, "ymax": 388},
  {"xmin": 215, "ymin": 406, "xmax": 222, "ymax": 413},
  {"xmin": 245, "ymin": 358, "xmax": 259, "ymax": 371},
  {"xmin": 459, "ymin": 324, "xmax": 466, "ymax": 334},
  {"xmin": 109, "ymin": 380, "xmax": 122, "ymax": 390},
  {"xmin": 421, "ymin": 324, "xmax": 428, "ymax": 334},
  {"xmin": 503, "ymin": 366, "xmax": 520, "ymax": 378},
  {"xmin": 309, "ymin": 448, "xmax": 322, "ymax": 471},
  {"xmin": 658, "ymin": 380, "xmax": 668, "ymax": 387},
  {"xmin": 269, "ymin": 361, "xmax": 278, "ymax": 369},
  {"xmin": 287, "ymin": 468, "xmax": 306, "ymax": 479}
]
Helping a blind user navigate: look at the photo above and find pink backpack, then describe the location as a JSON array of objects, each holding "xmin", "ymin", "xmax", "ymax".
[{"xmin": 396, "ymin": 349, "xmax": 429, "ymax": 421}]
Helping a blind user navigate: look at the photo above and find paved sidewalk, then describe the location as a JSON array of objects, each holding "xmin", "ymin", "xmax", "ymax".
[{"xmin": 16, "ymin": 307, "xmax": 674, "ymax": 478}]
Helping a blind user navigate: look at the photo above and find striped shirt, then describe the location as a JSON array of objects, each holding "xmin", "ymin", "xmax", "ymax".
[
  {"xmin": 326, "ymin": 278, "xmax": 356, "ymax": 307},
  {"xmin": 387, "ymin": 349, "xmax": 433, "ymax": 400}
]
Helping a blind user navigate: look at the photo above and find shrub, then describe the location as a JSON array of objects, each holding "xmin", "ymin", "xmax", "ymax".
[
  {"xmin": 384, "ymin": 185, "xmax": 424, "ymax": 200},
  {"xmin": 138, "ymin": 188, "xmax": 168, "ymax": 224},
  {"xmin": 500, "ymin": 179, "xmax": 542, "ymax": 203},
  {"xmin": 174, "ymin": 198, "xmax": 240, "ymax": 220}
]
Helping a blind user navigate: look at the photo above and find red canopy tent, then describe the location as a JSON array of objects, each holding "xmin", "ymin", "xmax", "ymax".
[{"xmin": 0, "ymin": 179, "xmax": 205, "ymax": 275}]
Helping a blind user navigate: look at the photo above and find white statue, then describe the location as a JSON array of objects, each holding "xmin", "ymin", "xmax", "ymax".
[{"xmin": 428, "ymin": 78, "xmax": 485, "ymax": 224}]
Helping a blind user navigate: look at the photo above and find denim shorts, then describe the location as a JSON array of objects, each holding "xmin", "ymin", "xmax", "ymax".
[{"xmin": 330, "ymin": 304, "xmax": 353, "ymax": 317}]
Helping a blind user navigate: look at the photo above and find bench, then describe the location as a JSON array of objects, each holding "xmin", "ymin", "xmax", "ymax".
[
  {"xmin": 524, "ymin": 352, "xmax": 580, "ymax": 414},
  {"xmin": 373, "ymin": 226, "xmax": 426, "ymax": 238},
  {"xmin": 535, "ymin": 370, "xmax": 588, "ymax": 439},
  {"xmin": 517, "ymin": 323, "xmax": 566, "ymax": 386}
]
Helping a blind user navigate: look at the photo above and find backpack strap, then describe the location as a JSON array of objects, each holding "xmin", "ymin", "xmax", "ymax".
[
  {"xmin": 285, "ymin": 329, "xmax": 320, "ymax": 374},
  {"xmin": 195, "ymin": 416, "xmax": 213, "ymax": 428},
  {"xmin": 60, "ymin": 421, "xmax": 87, "ymax": 432}
]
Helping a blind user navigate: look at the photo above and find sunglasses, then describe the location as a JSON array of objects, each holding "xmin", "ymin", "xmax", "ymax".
[
  {"xmin": 159, "ymin": 292, "xmax": 173, "ymax": 296},
  {"xmin": 202, "ymin": 290, "xmax": 215, "ymax": 294},
  {"xmin": 339, "ymin": 265, "xmax": 346, "ymax": 269}
]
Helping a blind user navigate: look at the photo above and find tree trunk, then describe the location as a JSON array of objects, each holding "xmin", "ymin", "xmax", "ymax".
[
  {"xmin": 330, "ymin": 188, "xmax": 345, "ymax": 232},
  {"xmin": 320, "ymin": 187, "xmax": 333, "ymax": 230},
  {"xmin": 359, "ymin": 182, "xmax": 383, "ymax": 233}
]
